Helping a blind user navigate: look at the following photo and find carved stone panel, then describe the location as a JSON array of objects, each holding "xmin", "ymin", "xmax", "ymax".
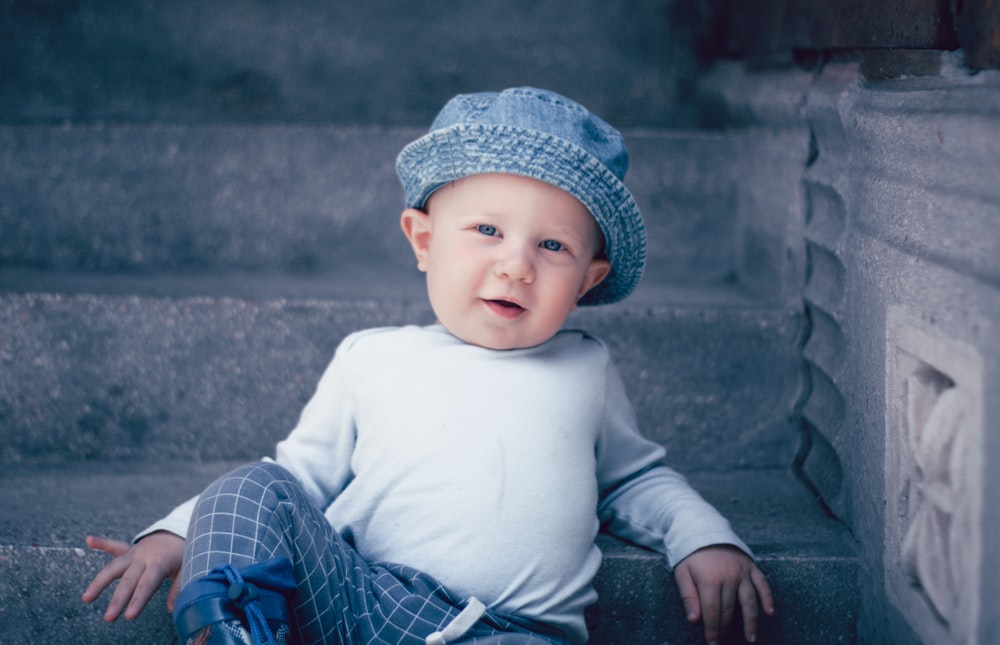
[{"xmin": 885, "ymin": 307, "xmax": 984, "ymax": 644}]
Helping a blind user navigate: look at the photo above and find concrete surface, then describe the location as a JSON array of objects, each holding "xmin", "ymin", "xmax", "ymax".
[
  {"xmin": 705, "ymin": 55, "xmax": 1000, "ymax": 644},
  {"xmin": 0, "ymin": 464, "xmax": 856, "ymax": 644},
  {"xmin": 0, "ymin": 0, "xmax": 703, "ymax": 127},
  {"xmin": 0, "ymin": 2, "xmax": 867, "ymax": 642},
  {"xmin": 0, "ymin": 292, "xmax": 803, "ymax": 471},
  {"xmin": 0, "ymin": 126, "xmax": 799, "ymax": 298}
]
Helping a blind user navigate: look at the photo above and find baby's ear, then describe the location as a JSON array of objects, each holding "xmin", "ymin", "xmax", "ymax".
[
  {"xmin": 400, "ymin": 208, "xmax": 432, "ymax": 271},
  {"xmin": 578, "ymin": 258, "xmax": 611, "ymax": 301}
]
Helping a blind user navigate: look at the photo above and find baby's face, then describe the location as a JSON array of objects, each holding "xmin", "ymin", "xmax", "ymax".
[{"xmin": 401, "ymin": 174, "xmax": 610, "ymax": 350}]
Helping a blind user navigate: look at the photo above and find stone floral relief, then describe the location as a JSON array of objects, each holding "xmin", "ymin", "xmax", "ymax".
[
  {"xmin": 900, "ymin": 370, "xmax": 971, "ymax": 625},
  {"xmin": 887, "ymin": 314, "xmax": 983, "ymax": 645}
]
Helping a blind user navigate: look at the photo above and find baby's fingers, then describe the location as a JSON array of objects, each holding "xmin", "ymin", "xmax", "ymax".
[
  {"xmin": 738, "ymin": 578, "xmax": 760, "ymax": 642},
  {"xmin": 700, "ymin": 594, "xmax": 724, "ymax": 644},
  {"xmin": 166, "ymin": 575, "xmax": 183, "ymax": 613},
  {"xmin": 740, "ymin": 566, "xmax": 775, "ymax": 643},
  {"xmin": 81, "ymin": 551, "xmax": 131, "ymax": 605},
  {"xmin": 104, "ymin": 558, "xmax": 150, "ymax": 621},
  {"xmin": 751, "ymin": 566, "xmax": 775, "ymax": 616},
  {"xmin": 123, "ymin": 561, "xmax": 166, "ymax": 620},
  {"xmin": 85, "ymin": 535, "xmax": 130, "ymax": 557},
  {"xmin": 674, "ymin": 562, "xmax": 702, "ymax": 623}
]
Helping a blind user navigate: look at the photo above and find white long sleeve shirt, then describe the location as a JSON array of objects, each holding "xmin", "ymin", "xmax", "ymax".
[{"xmin": 141, "ymin": 325, "xmax": 750, "ymax": 643}]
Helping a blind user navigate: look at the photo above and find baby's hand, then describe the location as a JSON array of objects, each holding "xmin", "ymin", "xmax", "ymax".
[
  {"xmin": 674, "ymin": 544, "xmax": 774, "ymax": 644},
  {"xmin": 81, "ymin": 532, "xmax": 185, "ymax": 622}
]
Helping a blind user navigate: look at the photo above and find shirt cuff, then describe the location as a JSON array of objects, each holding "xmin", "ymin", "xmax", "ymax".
[{"xmin": 132, "ymin": 495, "xmax": 198, "ymax": 543}]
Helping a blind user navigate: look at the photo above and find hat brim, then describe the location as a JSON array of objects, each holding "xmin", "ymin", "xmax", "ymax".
[{"xmin": 396, "ymin": 123, "xmax": 645, "ymax": 306}]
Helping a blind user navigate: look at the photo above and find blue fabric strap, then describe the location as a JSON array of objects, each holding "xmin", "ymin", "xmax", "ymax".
[
  {"xmin": 219, "ymin": 564, "xmax": 275, "ymax": 645},
  {"xmin": 174, "ymin": 557, "xmax": 294, "ymax": 645}
]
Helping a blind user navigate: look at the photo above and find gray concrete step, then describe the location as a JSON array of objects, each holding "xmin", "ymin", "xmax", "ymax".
[
  {"xmin": 0, "ymin": 0, "xmax": 701, "ymax": 128},
  {"xmin": 0, "ymin": 3, "xmax": 852, "ymax": 641},
  {"xmin": 0, "ymin": 125, "xmax": 784, "ymax": 296},
  {"xmin": 0, "ymin": 290, "xmax": 803, "ymax": 472},
  {"xmin": 0, "ymin": 462, "xmax": 856, "ymax": 644}
]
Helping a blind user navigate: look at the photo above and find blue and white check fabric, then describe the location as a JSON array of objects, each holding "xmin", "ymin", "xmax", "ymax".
[{"xmin": 180, "ymin": 462, "xmax": 567, "ymax": 645}]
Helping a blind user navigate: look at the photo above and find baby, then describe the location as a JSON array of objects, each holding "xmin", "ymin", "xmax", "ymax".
[{"xmin": 83, "ymin": 87, "xmax": 773, "ymax": 645}]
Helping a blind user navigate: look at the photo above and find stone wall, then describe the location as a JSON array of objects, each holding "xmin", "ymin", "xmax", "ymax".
[{"xmin": 701, "ymin": 53, "xmax": 1000, "ymax": 643}]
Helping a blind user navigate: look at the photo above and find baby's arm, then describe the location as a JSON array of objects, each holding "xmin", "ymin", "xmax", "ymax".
[
  {"xmin": 595, "ymin": 359, "xmax": 775, "ymax": 643},
  {"xmin": 80, "ymin": 342, "xmax": 358, "ymax": 623},
  {"xmin": 674, "ymin": 544, "xmax": 774, "ymax": 644},
  {"xmin": 81, "ymin": 531, "xmax": 184, "ymax": 622}
]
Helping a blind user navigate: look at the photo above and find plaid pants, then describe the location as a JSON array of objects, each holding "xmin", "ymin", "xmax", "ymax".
[{"xmin": 180, "ymin": 462, "xmax": 568, "ymax": 645}]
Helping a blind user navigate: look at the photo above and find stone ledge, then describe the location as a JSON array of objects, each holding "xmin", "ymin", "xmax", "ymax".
[
  {"xmin": 0, "ymin": 0, "xmax": 692, "ymax": 127},
  {"xmin": 0, "ymin": 124, "xmax": 801, "ymax": 297},
  {"xmin": 0, "ymin": 464, "xmax": 856, "ymax": 644},
  {"xmin": 0, "ymin": 541, "xmax": 857, "ymax": 645},
  {"xmin": 0, "ymin": 464, "xmax": 846, "ymax": 552},
  {"xmin": 0, "ymin": 292, "xmax": 803, "ymax": 470}
]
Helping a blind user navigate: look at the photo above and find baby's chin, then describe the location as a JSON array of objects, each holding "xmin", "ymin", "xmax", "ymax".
[{"xmin": 437, "ymin": 321, "xmax": 553, "ymax": 351}]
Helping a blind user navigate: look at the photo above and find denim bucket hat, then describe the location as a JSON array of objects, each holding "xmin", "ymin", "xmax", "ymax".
[{"xmin": 396, "ymin": 87, "xmax": 646, "ymax": 306}]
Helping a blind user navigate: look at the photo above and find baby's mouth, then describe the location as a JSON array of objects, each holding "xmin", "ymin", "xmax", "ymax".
[{"xmin": 484, "ymin": 299, "xmax": 526, "ymax": 317}]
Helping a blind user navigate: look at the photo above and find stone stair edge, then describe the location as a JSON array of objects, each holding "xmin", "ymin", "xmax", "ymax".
[
  {"xmin": 0, "ymin": 122, "xmax": 795, "ymax": 298},
  {"xmin": 0, "ymin": 270, "xmax": 795, "ymax": 311},
  {"xmin": 0, "ymin": 0, "xmax": 704, "ymax": 130},
  {"xmin": 0, "ymin": 540, "xmax": 857, "ymax": 645},
  {"xmin": 0, "ymin": 463, "xmax": 857, "ymax": 643},
  {"xmin": 0, "ymin": 534, "xmax": 856, "ymax": 571},
  {"xmin": 0, "ymin": 289, "xmax": 804, "ymax": 468},
  {"xmin": 0, "ymin": 120, "xmax": 774, "ymax": 145},
  {"xmin": 0, "ymin": 461, "xmax": 848, "ymax": 554}
]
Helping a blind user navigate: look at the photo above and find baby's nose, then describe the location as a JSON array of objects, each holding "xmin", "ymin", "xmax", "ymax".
[{"xmin": 493, "ymin": 243, "xmax": 535, "ymax": 282}]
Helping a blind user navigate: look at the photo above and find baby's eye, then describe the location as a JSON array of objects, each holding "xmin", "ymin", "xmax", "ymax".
[
  {"xmin": 541, "ymin": 239, "xmax": 564, "ymax": 252},
  {"xmin": 477, "ymin": 224, "xmax": 498, "ymax": 236}
]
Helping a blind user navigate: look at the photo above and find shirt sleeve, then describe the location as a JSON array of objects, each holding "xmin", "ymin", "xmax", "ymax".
[
  {"xmin": 594, "ymin": 357, "xmax": 752, "ymax": 569},
  {"xmin": 269, "ymin": 332, "xmax": 359, "ymax": 509},
  {"xmin": 134, "ymin": 495, "xmax": 198, "ymax": 542},
  {"xmin": 133, "ymin": 332, "xmax": 362, "ymax": 544}
]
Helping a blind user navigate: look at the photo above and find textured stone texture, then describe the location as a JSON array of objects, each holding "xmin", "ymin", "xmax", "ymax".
[
  {"xmin": 0, "ymin": 464, "xmax": 855, "ymax": 644},
  {"xmin": 0, "ymin": 125, "xmax": 416, "ymax": 278},
  {"xmin": 955, "ymin": 0, "xmax": 1000, "ymax": 69},
  {"xmin": 0, "ymin": 292, "xmax": 802, "ymax": 470},
  {"xmin": 808, "ymin": 59, "xmax": 1000, "ymax": 645},
  {"xmin": 706, "ymin": 0, "xmax": 958, "ymax": 56},
  {"xmin": 0, "ymin": 0, "xmax": 702, "ymax": 127},
  {"xmin": 708, "ymin": 0, "xmax": 1000, "ymax": 71},
  {"xmin": 708, "ymin": 54, "xmax": 1000, "ymax": 644},
  {"xmin": 884, "ymin": 309, "xmax": 985, "ymax": 643},
  {"xmin": 0, "ymin": 2, "xmax": 864, "ymax": 642},
  {"xmin": 0, "ymin": 126, "xmax": 802, "ymax": 299}
]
